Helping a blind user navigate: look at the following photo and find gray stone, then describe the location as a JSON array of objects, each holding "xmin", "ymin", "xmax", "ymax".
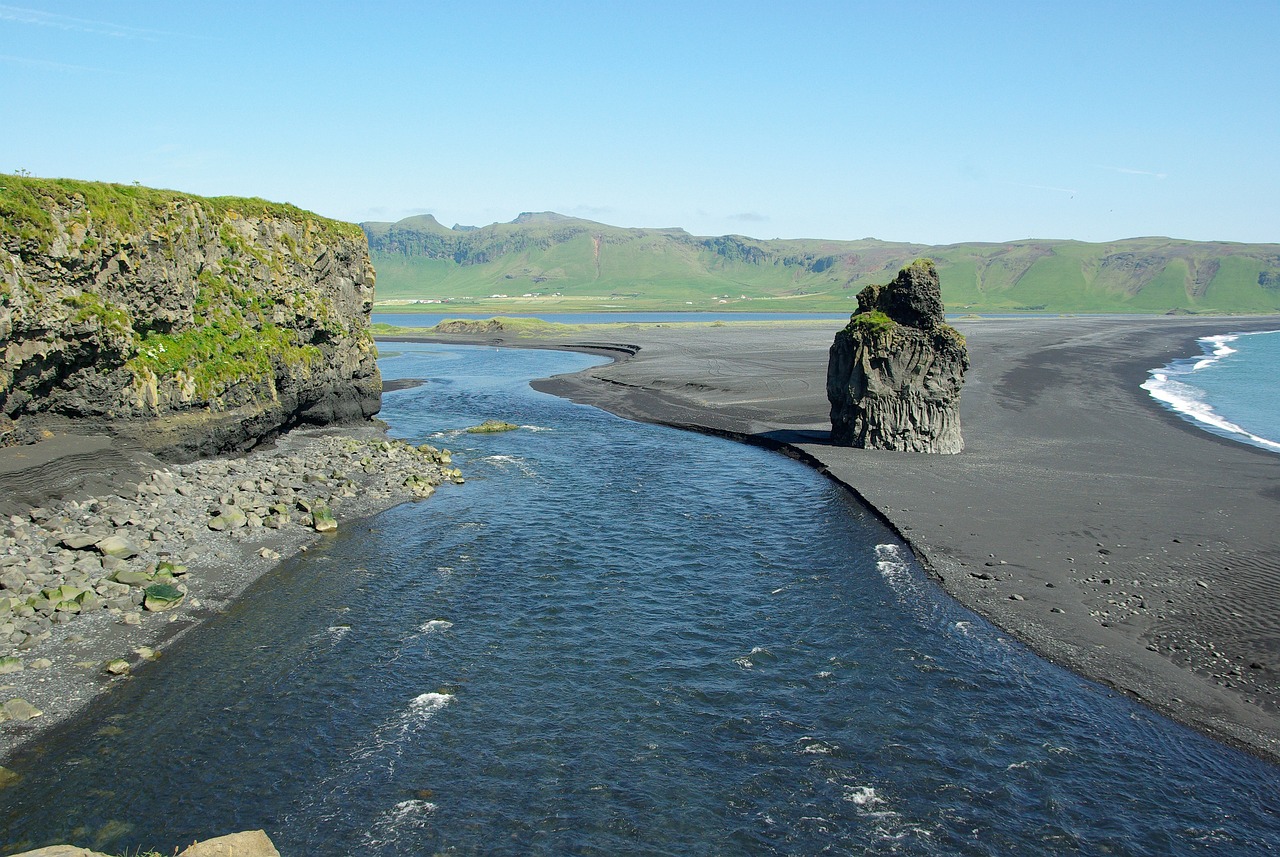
[
  {"xmin": 94, "ymin": 535, "xmax": 139, "ymax": 559},
  {"xmin": 59, "ymin": 533, "xmax": 99, "ymax": 550},
  {"xmin": 0, "ymin": 698, "xmax": 41, "ymax": 721}
]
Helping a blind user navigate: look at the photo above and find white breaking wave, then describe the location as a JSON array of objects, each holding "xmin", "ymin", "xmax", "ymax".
[
  {"xmin": 359, "ymin": 798, "xmax": 439, "ymax": 850},
  {"xmin": 406, "ymin": 692, "xmax": 452, "ymax": 722},
  {"xmin": 317, "ymin": 625, "xmax": 351, "ymax": 643},
  {"xmin": 477, "ymin": 454, "xmax": 539, "ymax": 478},
  {"xmin": 350, "ymin": 692, "xmax": 454, "ymax": 764},
  {"xmin": 874, "ymin": 544, "xmax": 914, "ymax": 591},
  {"xmin": 1192, "ymin": 334, "xmax": 1239, "ymax": 370},
  {"xmin": 1142, "ymin": 334, "xmax": 1280, "ymax": 452},
  {"xmin": 734, "ymin": 646, "xmax": 774, "ymax": 669},
  {"xmin": 418, "ymin": 619, "xmax": 453, "ymax": 635},
  {"xmin": 844, "ymin": 785, "xmax": 883, "ymax": 806}
]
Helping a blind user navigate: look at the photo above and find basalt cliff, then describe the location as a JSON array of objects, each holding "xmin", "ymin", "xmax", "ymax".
[
  {"xmin": 827, "ymin": 259, "xmax": 968, "ymax": 453},
  {"xmin": 0, "ymin": 177, "xmax": 381, "ymax": 459}
]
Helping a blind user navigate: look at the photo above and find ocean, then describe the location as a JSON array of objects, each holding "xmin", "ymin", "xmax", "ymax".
[{"xmin": 1142, "ymin": 329, "xmax": 1280, "ymax": 453}]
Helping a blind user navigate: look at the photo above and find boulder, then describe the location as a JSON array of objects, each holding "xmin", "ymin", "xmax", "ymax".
[
  {"xmin": 827, "ymin": 259, "xmax": 969, "ymax": 453},
  {"xmin": 59, "ymin": 533, "xmax": 99, "ymax": 551},
  {"xmin": 177, "ymin": 830, "xmax": 281, "ymax": 857},
  {"xmin": 0, "ymin": 698, "xmax": 42, "ymax": 721},
  {"xmin": 94, "ymin": 536, "xmax": 139, "ymax": 559},
  {"xmin": 311, "ymin": 506, "xmax": 337, "ymax": 533},
  {"xmin": 6, "ymin": 830, "xmax": 280, "ymax": 857},
  {"xmin": 142, "ymin": 583, "xmax": 184, "ymax": 612},
  {"xmin": 465, "ymin": 419, "xmax": 519, "ymax": 433}
]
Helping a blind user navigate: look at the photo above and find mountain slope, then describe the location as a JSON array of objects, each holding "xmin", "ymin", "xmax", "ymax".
[{"xmin": 362, "ymin": 212, "xmax": 1280, "ymax": 313}]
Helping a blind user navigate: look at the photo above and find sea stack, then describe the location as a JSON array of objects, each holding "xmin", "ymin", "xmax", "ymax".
[{"xmin": 826, "ymin": 259, "xmax": 969, "ymax": 453}]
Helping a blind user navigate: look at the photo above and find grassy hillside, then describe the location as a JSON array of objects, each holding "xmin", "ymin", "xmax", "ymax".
[{"xmin": 364, "ymin": 212, "xmax": 1280, "ymax": 314}]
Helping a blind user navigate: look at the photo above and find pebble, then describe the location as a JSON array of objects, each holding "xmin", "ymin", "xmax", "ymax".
[{"xmin": 0, "ymin": 431, "xmax": 459, "ymax": 751}]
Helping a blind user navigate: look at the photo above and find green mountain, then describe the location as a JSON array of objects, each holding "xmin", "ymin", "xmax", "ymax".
[{"xmin": 362, "ymin": 212, "xmax": 1280, "ymax": 314}]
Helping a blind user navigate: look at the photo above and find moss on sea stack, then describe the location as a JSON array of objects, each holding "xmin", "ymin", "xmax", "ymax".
[{"xmin": 827, "ymin": 260, "xmax": 969, "ymax": 453}]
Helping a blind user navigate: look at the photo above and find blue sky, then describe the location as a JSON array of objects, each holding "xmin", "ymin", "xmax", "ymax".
[{"xmin": 3, "ymin": 1, "xmax": 1278, "ymax": 244}]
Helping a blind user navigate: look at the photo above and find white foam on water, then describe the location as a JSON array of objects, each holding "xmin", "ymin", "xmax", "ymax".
[
  {"xmin": 312, "ymin": 624, "xmax": 351, "ymax": 644},
  {"xmin": 477, "ymin": 454, "xmax": 538, "ymax": 477},
  {"xmin": 843, "ymin": 785, "xmax": 883, "ymax": 806},
  {"xmin": 1142, "ymin": 332, "xmax": 1280, "ymax": 452},
  {"xmin": 798, "ymin": 737, "xmax": 838, "ymax": 755},
  {"xmin": 349, "ymin": 692, "xmax": 455, "ymax": 765},
  {"xmin": 418, "ymin": 619, "xmax": 453, "ymax": 635},
  {"xmin": 519, "ymin": 424, "xmax": 553, "ymax": 432},
  {"xmin": 874, "ymin": 544, "xmax": 920, "ymax": 598},
  {"xmin": 359, "ymin": 798, "xmax": 439, "ymax": 849},
  {"xmin": 734, "ymin": 646, "xmax": 774, "ymax": 669},
  {"xmin": 406, "ymin": 692, "xmax": 452, "ymax": 723}
]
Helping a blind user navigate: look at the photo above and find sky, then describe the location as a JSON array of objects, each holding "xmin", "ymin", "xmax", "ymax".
[{"xmin": 2, "ymin": 1, "xmax": 1278, "ymax": 245}]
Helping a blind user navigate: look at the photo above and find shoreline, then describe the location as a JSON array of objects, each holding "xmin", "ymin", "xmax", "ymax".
[
  {"xmin": 0, "ymin": 423, "xmax": 457, "ymax": 762},
  {"xmin": 402, "ymin": 315, "xmax": 1280, "ymax": 763}
]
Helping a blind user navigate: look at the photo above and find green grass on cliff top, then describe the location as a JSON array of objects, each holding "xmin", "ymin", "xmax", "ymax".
[{"xmin": 0, "ymin": 174, "xmax": 363, "ymax": 246}]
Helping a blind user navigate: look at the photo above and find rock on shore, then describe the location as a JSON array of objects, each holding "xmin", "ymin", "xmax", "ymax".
[
  {"xmin": 0, "ymin": 426, "xmax": 462, "ymax": 757},
  {"xmin": 826, "ymin": 259, "xmax": 969, "ymax": 453},
  {"xmin": 9, "ymin": 828, "xmax": 280, "ymax": 857}
]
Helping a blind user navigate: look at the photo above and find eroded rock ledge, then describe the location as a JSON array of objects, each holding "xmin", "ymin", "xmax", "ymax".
[
  {"xmin": 826, "ymin": 259, "xmax": 969, "ymax": 453},
  {"xmin": 1, "ymin": 176, "xmax": 381, "ymax": 460}
]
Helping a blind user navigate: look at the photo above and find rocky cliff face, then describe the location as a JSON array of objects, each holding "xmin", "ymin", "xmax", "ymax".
[
  {"xmin": 826, "ymin": 259, "xmax": 968, "ymax": 453},
  {"xmin": 0, "ymin": 177, "xmax": 381, "ymax": 458}
]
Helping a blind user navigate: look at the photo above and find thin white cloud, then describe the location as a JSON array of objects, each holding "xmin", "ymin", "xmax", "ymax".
[
  {"xmin": 1006, "ymin": 181, "xmax": 1078, "ymax": 196},
  {"xmin": 0, "ymin": 52, "xmax": 112, "ymax": 73},
  {"xmin": 0, "ymin": 4, "xmax": 192, "ymax": 41},
  {"xmin": 1110, "ymin": 166, "xmax": 1169, "ymax": 180},
  {"xmin": 728, "ymin": 211, "xmax": 769, "ymax": 222}
]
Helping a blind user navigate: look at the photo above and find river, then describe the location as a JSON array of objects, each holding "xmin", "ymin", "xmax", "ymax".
[{"xmin": 2, "ymin": 343, "xmax": 1277, "ymax": 856}]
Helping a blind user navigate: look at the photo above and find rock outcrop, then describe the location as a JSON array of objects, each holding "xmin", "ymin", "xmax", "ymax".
[
  {"xmin": 10, "ymin": 829, "xmax": 281, "ymax": 857},
  {"xmin": 1, "ymin": 177, "xmax": 381, "ymax": 459},
  {"xmin": 826, "ymin": 259, "xmax": 968, "ymax": 453}
]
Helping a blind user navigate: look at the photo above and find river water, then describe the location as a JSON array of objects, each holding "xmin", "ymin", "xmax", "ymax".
[{"xmin": 2, "ymin": 343, "xmax": 1278, "ymax": 855}]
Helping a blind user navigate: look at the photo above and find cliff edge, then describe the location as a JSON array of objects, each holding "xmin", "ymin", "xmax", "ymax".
[
  {"xmin": 826, "ymin": 259, "xmax": 968, "ymax": 453},
  {"xmin": 0, "ymin": 177, "xmax": 381, "ymax": 459}
]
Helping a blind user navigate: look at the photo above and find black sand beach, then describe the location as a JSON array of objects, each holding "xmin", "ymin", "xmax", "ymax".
[{"xmin": 493, "ymin": 315, "xmax": 1280, "ymax": 761}]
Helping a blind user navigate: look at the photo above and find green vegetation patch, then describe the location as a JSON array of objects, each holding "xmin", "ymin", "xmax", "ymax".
[
  {"xmin": 127, "ymin": 269, "xmax": 321, "ymax": 401},
  {"xmin": 0, "ymin": 174, "xmax": 363, "ymax": 252},
  {"xmin": 845, "ymin": 309, "xmax": 896, "ymax": 337},
  {"xmin": 363, "ymin": 214, "xmax": 1280, "ymax": 314}
]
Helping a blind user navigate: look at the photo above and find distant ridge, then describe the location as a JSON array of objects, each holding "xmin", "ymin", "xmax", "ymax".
[{"xmin": 361, "ymin": 212, "xmax": 1280, "ymax": 313}]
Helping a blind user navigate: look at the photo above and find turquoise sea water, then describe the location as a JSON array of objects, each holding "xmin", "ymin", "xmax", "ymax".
[
  {"xmin": 1143, "ymin": 329, "xmax": 1280, "ymax": 453},
  {"xmin": 2, "ymin": 344, "xmax": 1279, "ymax": 855}
]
